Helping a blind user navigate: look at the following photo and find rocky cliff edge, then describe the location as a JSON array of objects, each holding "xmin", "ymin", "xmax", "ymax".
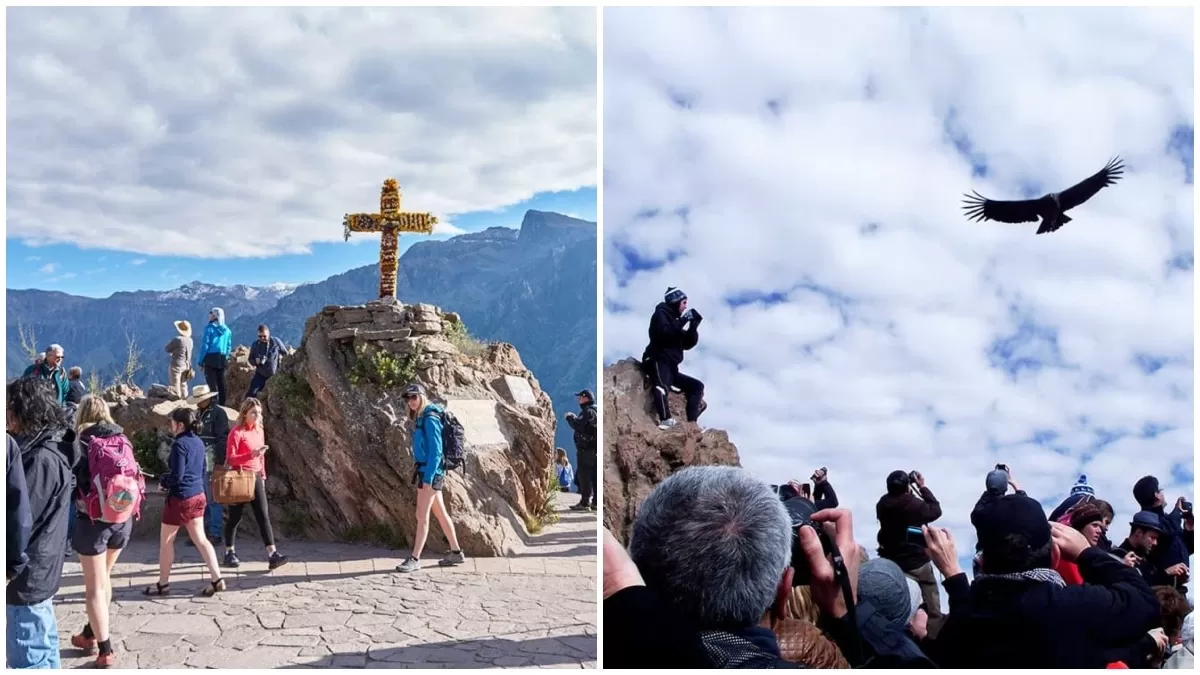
[{"xmin": 603, "ymin": 358, "xmax": 741, "ymax": 545}]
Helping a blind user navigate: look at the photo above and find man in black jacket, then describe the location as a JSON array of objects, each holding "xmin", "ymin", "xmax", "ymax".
[
  {"xmin": 876, "ymin": 469, "xmax": 944, "ymax": 634},
  {"xmin": 1113, "ymin": 511, "xmax": 1170, "ymax": 586},
  {"xmin": 5, "ymin": 378, "xmax": 73, "ymax": 669},
  {"xmin": 642, "ymin": 287, "xmax": 705, "ymax": 430},
  {"xmin": 934, "ymin": 494, "xmax": 1160, "ymax": 668},
  {"xmin": 565, "ymin": 389, "xmax": 598, "ymax": 512},
  {"xmin": 1131, "ymin": 475, "xmax": 1194, "ymax": 594},
  {"xmin": 191, "ymin": 386, "xmax": 228, "ymax": 544}
]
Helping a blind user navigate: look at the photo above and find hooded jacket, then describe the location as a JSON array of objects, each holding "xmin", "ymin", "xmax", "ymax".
[
  {"xmin": 644, "ymin": 301, "xmax": 699, "ymax": 366},
  {"xmin": 7, "ymin": 434, "xmax": 32, "ymax": 582},
  {"xmin": 567, "ymin": 400, "xmax": 598, "ymax": 455},
  {"xmin": 413, "ymin": 404, "xmax": 446, "ymax": 486},
  {"xmin": 198, "ymin": 308, "xmax": 232, "ymax": 366},
  {"xmin": 7, "ymin": 426, "xmax": 72, "ymax": 606}
]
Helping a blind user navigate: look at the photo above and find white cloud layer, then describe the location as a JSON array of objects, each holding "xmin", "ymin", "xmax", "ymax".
[
  {"xmin": 8, "ymin": 7, "xmax": 596, "ymax": 258},
  {"xmin": 604, "ymin": 7, "xmax": 1193, "ymax": 571}
]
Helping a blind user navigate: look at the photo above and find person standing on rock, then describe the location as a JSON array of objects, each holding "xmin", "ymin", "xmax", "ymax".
[
  {"xmin": 641, "ymin": 287, "xmax": 706, "ymax": 431},
  {"xmin": 220, "ymin": 398, "xmax": 289, "ymax": 571},
  {"xmin": 67, "ymin": 396, "xmax": 136, "ymax": 668},
  {"xmin": 197, "ymin": 308, "xmax": 232, "ymax": 406},
  {"xmin": 165, "ymin": 320, "xmax": 194, "ymax": 400},
  {"xmin": 245, "ymin": 324, "xmax": 285, "ymax": 400},
  {"xmin": 189, "ymin": 386, "xmax": 228, "ymax": 545},
  {"xmin": 145, "ymin": 408, "xmax": 226, "ymax": 599},
  {"xmin": 396, "ymin": 384, "xmax": 465, "ymax": 573},
  {"xmin": 565, "ymin": 389, "xmax": 598, "ymax": 512}
]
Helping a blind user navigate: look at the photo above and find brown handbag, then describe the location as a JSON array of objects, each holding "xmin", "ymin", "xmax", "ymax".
[{"xmin": 210, "ymin": 467, "xmax": 256, "ymax": 505}]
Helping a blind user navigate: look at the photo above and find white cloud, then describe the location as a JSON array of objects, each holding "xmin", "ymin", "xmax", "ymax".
[
  {"xmin": 130, "ymin": 258, "xmax": 147, "ymax": 266},
  {"xmin": 39, "ymin": 263, "xmax": 58, "ymax": 274},
  {"xmin": 7, "ymin": 7, "xmax": 596, "ymax": 259},
  {"xmin": 604, "ymin": 7, "xmax": 1193, "ymax": 577}
]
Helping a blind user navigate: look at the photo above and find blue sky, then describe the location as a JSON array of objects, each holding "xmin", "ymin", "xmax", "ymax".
[
  {"xmin": 604, "ymin": 7, "xmax": 1193, "ymax": 580},
  {"xmin": 6, "ymin": 187, "xmax": 596, "ymax": 297},
  {"xmin": 5, "ymin": 7, "xmax": 596, "ymax": 298}
]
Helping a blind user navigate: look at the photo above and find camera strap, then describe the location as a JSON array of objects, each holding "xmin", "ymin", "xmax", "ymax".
[{"xmin": 828, "ymin": 541, "xmax": 864, "ymax": 664}]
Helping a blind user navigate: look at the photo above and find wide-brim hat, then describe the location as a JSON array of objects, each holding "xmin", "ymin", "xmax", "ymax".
[
  {"xmin": 175, "ymin": 320, "xmax": 192, "ymax": 336},
  {"xmin": 186, "ymin": 385, "xmax": 218, "ymax": 405}
]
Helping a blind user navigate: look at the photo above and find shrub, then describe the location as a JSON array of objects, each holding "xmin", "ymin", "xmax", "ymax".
[
  {"xmin": 526, "ymin": 468, "xmax": 563, "ymax": 534},
  {"xmin": 130, "ymin": 429, "xmax": 167, "ymax": 477},
  {"xmin": 442, "ymin": 316, "xmax": 488, "ymax": 358},
  {"xmin": 269, "ymin": 371, "xmax": 314, "ymax": 414},
  {"xmin": 347, "ymin": 343, "xmax": 421, "ymax": 390}
]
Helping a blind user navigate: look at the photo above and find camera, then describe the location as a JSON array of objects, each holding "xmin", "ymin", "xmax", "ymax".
[
  {"xmin": 905, "ymin": 526, "xmax": 927, "ymax": 547},
  {"xmin": 1183, "ymin": 500, "xmax": 1193, "ymax": 513},
  {"xmin": 908, "ymin": 470, "xmax": 920, "ymax": 484},
  {"xmin": 782, "ymin": 497, "xmax": 836, "ymax": 586},
  {"xmin": 811, "ymin": 467, "xmax": 827, "ymax": 483}
]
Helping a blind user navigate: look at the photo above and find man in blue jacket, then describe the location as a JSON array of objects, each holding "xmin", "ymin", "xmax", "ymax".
[
  {"xmin": 246, "ymin": 324, "xmax": 285, "ymax": 400},
  {"xmin": 1132, "ymin": 475, "xmax": 1194, "ymax": 594}
]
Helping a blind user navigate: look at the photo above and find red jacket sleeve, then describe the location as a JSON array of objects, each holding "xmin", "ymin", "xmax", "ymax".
[{"xmin": 225, "ymin": 428, "xmax": 248, "ymax": 467}]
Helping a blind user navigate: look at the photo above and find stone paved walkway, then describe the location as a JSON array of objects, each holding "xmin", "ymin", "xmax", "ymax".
[{"xmin": 53, "ymin": 493, "xmax": 597, "ymax": 669}]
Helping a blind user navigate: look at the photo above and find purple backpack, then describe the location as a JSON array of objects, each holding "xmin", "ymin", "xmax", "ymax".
[{"xmin": 82, "ymin": 434, "xmax": 145, "ymax": 524}]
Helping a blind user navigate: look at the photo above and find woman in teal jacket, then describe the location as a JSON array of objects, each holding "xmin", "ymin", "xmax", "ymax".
[
  {"xmin": 196, "ymin": 308, "xmax": 232, "ymax": 406},
  {"xmin": 396, "ymin": 384, "xmax": 464, "ymax": 573}
]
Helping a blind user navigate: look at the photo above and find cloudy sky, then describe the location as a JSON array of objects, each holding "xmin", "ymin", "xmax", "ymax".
[
  {"xmin": 604, "ymin": 7, "xmax": 1193, "ymax": 575},
  {"xmin": 6, "ymin": 7, "xmax": 596, "ymax": 296}
]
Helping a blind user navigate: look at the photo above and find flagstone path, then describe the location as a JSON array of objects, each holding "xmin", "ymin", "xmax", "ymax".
[{"xmin": 52, "ymin": 493, "xmax": 597, "ymax": 669}]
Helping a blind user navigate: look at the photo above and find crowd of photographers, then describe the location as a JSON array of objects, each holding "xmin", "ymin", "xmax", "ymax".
[{"xmin": 603, "ymin": 465, "xmax": 1194, "ymax": 669}]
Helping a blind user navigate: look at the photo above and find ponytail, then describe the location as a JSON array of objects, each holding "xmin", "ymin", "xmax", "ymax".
[{"xmin": 170, "ymin": 407, "xmax": 203, "ymax": 434}]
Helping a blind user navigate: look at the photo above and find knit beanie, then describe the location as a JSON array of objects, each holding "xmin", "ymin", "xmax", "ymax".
[
  {"xmin": 664, "ymin": 287, "xmax": 687, "ymax": 305},
  {"xmin": 1133, "ymin": 476, "xmax": 1160, "ymax": 508},
  {"xmin": 1070, "ymin": 474, "xmax": 1095, "ymax": 497},
  {"xmin": 1069, "ymin": 503, "xmax": 1104, "ymax": 531},
  {"xmin": 856, "ymin": 558, "xmax": 918, "ymax": 628}
]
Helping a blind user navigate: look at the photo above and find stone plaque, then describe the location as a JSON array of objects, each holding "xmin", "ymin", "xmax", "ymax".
[
  {"xmin": 444, "ymin": 399, "xmax": 508, "ymax": 447},
  {"xmin": 501, "ymin": 375, "xmax": 537, "ymax": 407}
]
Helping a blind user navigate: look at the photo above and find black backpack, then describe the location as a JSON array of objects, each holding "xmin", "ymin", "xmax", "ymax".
[{"xmin": 424, "ymin": 408, "xmax": 467, "ymax": 473}]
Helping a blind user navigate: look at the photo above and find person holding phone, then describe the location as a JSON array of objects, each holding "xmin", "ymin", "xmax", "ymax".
[{"xmin": 220, "ymin": 398, "xmax": 288, "ymax": 571}]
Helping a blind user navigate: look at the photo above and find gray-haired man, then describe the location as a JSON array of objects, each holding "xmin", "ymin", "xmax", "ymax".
[{"xmin": 22, "ymin": 345, "xmax": 68, "ymax": 407}]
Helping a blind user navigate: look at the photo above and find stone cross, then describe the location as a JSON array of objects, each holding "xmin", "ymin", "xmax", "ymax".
[{"xmin": 343, "ymin": 179, "xmax": 438, "ymax": 299}]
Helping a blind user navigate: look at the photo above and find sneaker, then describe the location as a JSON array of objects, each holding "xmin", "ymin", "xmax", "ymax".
[
  {"xmin": 222, "ymin": 551, "xmax": 241, "ymax": 568},
  {"xmin": 395, "ymin": 557, "xmax": 420, "ymax": 573},
  {"xmin": 587, "ymin": 504, "xmax": 598, "ymax": 512},
  {"xmin": 569, "ymin": 503, "xmax": 589, "ymax": 511},
  {"xmin": 70, "ymin": 633, "xmax": 97, "ymax": 653},
  {"xmin": 268, "ymin": 552, "xmax": 289, "ymax": 570},
  {"xmin": 658, "ymin": 418, "xmax": 678, "ymax": 430},
  {"xmin": 438, "ymin": 551, "xmax": 466, "ymax": 567}
]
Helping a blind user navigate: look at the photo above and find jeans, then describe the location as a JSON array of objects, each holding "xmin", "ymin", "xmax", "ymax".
[
  {"xmin": 203, "ymin": 473, "xmax": 223, "ymax": 540},
  {"xmin": 6, "ymin": 599, "xmax": 60, "ymax": 669},
  {"xmin": 246, "ymin": 373, "xmax": 269, "ymax": 400}
]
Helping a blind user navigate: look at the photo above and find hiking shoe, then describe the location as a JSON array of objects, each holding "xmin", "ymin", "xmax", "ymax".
[
  {"xmin": 396, "ymin": 557, "xmax": 420, "ymax": 573},
  {"xmin": 658, "ymin": 418, "xmax": 678, "ymax": 430},
  {"xmin": 70, "ymin": 633, "xmax": 97, "ymax": 653},
  {"xmin": 222, "ymin": 551, "xmax": 241, "ymax": 568},
  {"xmin": 94, "ymin": 651, "xmax": 116, "ymax": 668},
  {"xmin": 569, "ymin": 503, "xmax": 589, "ymax": 511},
  {"xmin": 268, "ymin": 552, "xmax": 289, "ymax": 571},
  {"xmin": 438, "ymin": 551, "xmax": 466, "ymax": 567}
]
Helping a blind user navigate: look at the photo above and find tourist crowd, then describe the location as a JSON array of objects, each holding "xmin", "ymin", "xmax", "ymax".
[{"xmin": 605, "ymin": 464, "xmax": 1194, "ymax": 669}]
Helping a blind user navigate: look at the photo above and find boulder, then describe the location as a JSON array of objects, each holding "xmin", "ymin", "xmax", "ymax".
[
  {"xmin": 603, "ymin": 358, "xmax": 741, "ymax": 545},
  {"xmin": 259, "ymin": 302, "xmax": 556, "ymax": 556},
  {"xmin": 146, "ymin": 384, "xmax": 174, "ymax": 400}
]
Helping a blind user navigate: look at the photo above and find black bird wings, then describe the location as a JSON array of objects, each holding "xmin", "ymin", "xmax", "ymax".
[
  {"xmin": 1057, "ymin": 156, "xmax": 1124, "ymax": 211},
  {"xmin": 961, "ymin": 192, "xmax": 1042, "ymax": 224}
]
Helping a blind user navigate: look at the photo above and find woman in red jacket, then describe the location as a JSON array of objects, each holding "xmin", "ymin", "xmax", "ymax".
[
  {"xmin": 220, "ymin": 398, "xmax": 288, "ymax": 570},
  {"xmin": 1054, "ymin": 501, "xmax": 1112, "ymax": 585}
]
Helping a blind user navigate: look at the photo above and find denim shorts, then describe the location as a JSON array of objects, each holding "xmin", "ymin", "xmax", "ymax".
[{"xmin": 6, "ymin": 598, "xmax": 60, "ymax": 669}]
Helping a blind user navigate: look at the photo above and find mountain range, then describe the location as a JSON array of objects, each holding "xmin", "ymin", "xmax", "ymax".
[{"xmin": 6, "ymin": 210, "xmax": 597, "ymax": 452}]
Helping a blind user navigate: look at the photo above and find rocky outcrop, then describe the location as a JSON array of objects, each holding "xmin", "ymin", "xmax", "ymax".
[
  {"xmin": 259, "ymin": 299, "xmax": 556, "ymax": 556},
  {"xmin": 603, "ymin": 358, "xmax": 741, "ymax": 545}
]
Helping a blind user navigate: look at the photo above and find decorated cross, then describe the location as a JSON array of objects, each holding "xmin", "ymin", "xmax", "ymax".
[{"xmin": 343, "ymin": 179, "xmax": 438, "ymax": 299}]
